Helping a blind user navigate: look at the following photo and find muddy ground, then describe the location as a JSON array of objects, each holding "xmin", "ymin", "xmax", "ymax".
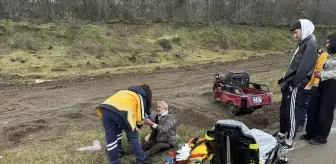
[{"xmin": 0, "ymin": 54, "xmax": 289, "ymax": 150}]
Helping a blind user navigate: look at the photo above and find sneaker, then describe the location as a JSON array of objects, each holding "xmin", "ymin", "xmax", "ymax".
[
  {"xmin": 280, "ymin": 141, "xmax": 293, "ymax": 151},
  {"xmin": 300, "ymin": 134, "xmax": 311, "ymax": 141},
  {"xmin": 273, "ymin": 131, "xmax": 285, "ymax": 141}
]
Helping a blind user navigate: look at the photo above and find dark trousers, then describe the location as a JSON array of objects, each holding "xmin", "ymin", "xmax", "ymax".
[
  {"xmin": 306, "ymin": 79, "xmax": 336, "ymax": 143},
  {"xmin": 280, "ymin": 86, "xmax": 302, "ymax": 140},
  {"xmin": 102, "ymin": 109, "xmax": 146, "ymax": 164},
  {"xmin": 142, "ymin": 140, "xmax": 171, "ymax": 158},
  {"xmin": 297, "ymin": 88, "xmax": 314, "ymax": 126}
]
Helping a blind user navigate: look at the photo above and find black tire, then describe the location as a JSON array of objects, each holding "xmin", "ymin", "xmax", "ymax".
[
  {"xmin": 248, "ymin": 107, "xmax": 257, "ymax": 114},
  {"xmin": 228, "ymin": 102, "xmax": 239, "ymax": 115},
  {"xmin": 213, "ymin": 93, "xmax": 220, "ymax": 104}
]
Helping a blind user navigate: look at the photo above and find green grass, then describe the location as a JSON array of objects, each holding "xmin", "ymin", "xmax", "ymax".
[
  {"xmin": 1, "ymin": 21, "xmax": 335, "ymax": 84},
  {"xmin": 0, "ymin": 124, "xmax": 206, "ymax": 164},
  {"xmin": 0, "ymin": 20, "xmax": 303, "ymax": 84}
]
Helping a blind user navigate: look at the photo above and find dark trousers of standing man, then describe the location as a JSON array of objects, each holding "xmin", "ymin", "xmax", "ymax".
[
  {"xmin": 279, "ymin": 86, "xmax": 302, "ymax": 140},
  {"xmin": 297, "ymin": 88, "xmax": 314, "ymax": 128},
  {"xmin": 306, "ymin": 79, "xmax": 336, "ymax": 143}
]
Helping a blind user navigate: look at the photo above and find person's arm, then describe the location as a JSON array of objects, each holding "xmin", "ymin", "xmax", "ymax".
[
  {"xmin": 136, "ymin": 94, "xmax": 145, "ymax": 121},
  {"xmin": 321, "ymin": 69, "xmax": 336, "ymax": 80},
  {"xmin": 151, "ymin": 116, "xmax": 159, "ymax": 129},
  {"xmin": 135, "ymin": 94, "xmax": 146, "ymax": 129},
  {"xmin": 155, "ymin": 115, "xmax": 176, "ymax": 133},
  {"xmin": 321, "ymin": 58, "xmax": 336, "ymax": 80},
  {"xmin": 290, "ymin": 41, "xmax": 318, "ymax": 87},
  {"xmin": 316, "ymin": 52, "xmax": 329, "ymax": 71},
  {"xmin": 311, "ymin": 52, "xmax": 329, "ymax": 86}
]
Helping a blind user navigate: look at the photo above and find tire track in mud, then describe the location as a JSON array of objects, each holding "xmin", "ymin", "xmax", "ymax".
[{"xmin": 0, "ymin": 53, "xmax": 291, "ymax": 149}]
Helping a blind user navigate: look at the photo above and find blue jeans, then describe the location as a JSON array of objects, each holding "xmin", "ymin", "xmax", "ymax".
[
  {"xmin": 298, "ymin": 89, "xmax": 313, "ymax": 126},
  {"xmin": 102, "ymin": 108, "xmax": 146, "ymax": 164}
]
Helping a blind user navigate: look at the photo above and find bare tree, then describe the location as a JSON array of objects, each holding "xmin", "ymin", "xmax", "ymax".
[{"xmin": 0, "ymin": 0, "xmax": 335, "ymax": 25}]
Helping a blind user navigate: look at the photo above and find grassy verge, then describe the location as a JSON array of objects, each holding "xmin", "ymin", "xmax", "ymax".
[
  {"xmin": 0, "ymin": 20, "xmax": 299, "ymax": 84},
  {"xmin": 0, "ymin": 124, "xmax": 206, "ymax": 164}
]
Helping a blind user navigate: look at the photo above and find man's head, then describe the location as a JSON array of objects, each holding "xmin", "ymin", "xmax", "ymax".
[
  {"xmin": 140, "ymin": 84, "xmax": 152, "ymax": 114},
  {"xmin": 290, "ymin": 19, "xmax": 315, "ymax": 42},
  {"xmin": 156, "ymin": 100, "xmax": 168, "ymax": 112},
  {"xmin": 326, "ymin": 32, "xmax": 336, "ymax": 54},
  {"xmin": 291, "ymin": 21, "xmax": 302, "ymax": 42},
  {"xmin": 293, "ymin": 29, "xmax": 302, "ymax": 42}
]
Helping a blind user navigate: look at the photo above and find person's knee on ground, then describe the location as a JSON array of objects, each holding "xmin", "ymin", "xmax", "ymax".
[
  {"xmin": 144, "ymin": 142, "xmax": 172, "ymax": 159},
  {"xmin": 142, "ymin": 140, "xmax": 157, "ymax": 151}
]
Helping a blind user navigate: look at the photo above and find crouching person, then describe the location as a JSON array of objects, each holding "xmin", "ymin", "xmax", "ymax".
[
  {"xmin": 96, "ymin": 84, "xmax": 152, "ymax": 164},
  {"xmin": 142, "ymin": 100, "xmax": 177, "ymax": 159}
]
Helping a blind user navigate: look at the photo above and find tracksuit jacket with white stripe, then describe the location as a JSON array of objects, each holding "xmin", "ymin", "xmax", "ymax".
[{"xmin": 279, "ymin": 35, "xmax": 318, "ymax": 90}]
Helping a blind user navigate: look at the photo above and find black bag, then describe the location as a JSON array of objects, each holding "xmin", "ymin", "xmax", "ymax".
[{"xmin": 206, "ymin": 123, "xmax": 259, "ymax": 164}]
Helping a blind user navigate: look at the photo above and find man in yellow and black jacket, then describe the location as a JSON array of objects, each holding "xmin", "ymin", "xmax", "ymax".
[
  {"xmin": 296, "ymin": 49, "xmax": 328, "ymax": 131},
  {"xmin": 96, "ymin": 84, "xmax": 152, "ymax": 164}
]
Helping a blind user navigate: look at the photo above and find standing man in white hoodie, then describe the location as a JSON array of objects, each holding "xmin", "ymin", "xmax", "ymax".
[{"xmin": 274, "ymin": 19, "xmax": 318, "ymax": 150}]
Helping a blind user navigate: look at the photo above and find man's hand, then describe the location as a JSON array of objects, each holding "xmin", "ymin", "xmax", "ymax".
[
  {"xmin": 143, "ymin": 118, "xmax": 154, "ymax": 126},
  {"xmin": 314, "ymin": 70, "xmax": 322, "ymax": 79},
  {"xmin": 277, "ymin": 78, "xmax": 284, "ymax": 85}
]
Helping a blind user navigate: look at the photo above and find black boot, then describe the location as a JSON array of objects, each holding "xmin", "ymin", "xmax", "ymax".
[{"xmin": 300, "ymin": 134, "xmax": 311, "ymax": 141}]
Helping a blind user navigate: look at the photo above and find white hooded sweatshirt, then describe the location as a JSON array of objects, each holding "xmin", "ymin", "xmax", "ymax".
[{"xmin": 284, "ymin": 19, "xmax": 316, "ymax": 78}]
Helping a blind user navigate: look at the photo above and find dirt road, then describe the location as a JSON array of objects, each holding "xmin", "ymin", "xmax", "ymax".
[{"xmin": 0, "ymin": 53, "xmax": 290, "ymax": 150}]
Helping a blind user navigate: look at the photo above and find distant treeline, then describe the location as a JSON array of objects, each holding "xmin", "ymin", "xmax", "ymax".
[{"xmin": 1, "ymin": 0, "xmax": 336, "ymax": 25}]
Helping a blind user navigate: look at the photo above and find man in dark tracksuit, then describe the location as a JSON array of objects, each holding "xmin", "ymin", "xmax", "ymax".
[{"xmin": 274, "ymin": 19, "xmax": 318, "ymax": 150}]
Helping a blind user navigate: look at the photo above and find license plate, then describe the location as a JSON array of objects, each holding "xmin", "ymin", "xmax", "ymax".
[{"xmin": 252, "ymin": 97, "xmax": 262, "ymax": 104}]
